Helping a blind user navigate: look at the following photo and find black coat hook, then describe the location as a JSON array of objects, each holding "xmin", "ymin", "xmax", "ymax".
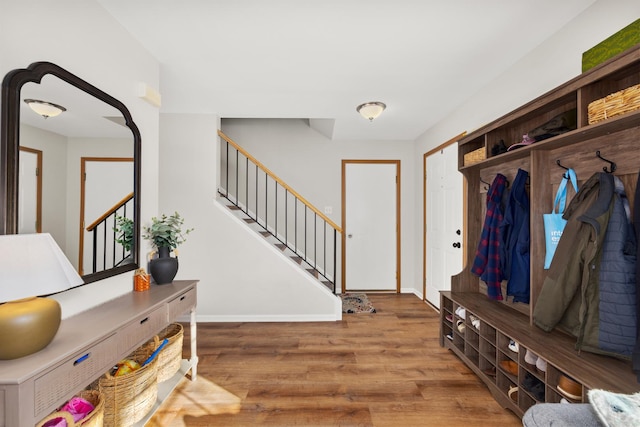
[
  {"xmin": 556, "ymin": 159, "xmax": 569, "ymax": 179},
  {"xmin": 596, "ymin": 150, "xmax": 617, "ymax": 173},
  {"xmin": 480, "ymin": 178, "xmax": 490, "ymax": 191}
]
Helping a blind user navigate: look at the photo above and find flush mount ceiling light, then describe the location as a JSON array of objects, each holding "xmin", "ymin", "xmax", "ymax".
[
  {"xmin": 24, "ymin": 99, "xmax": 67, "ymax": 119},
  {"xmin": 356, "ymin": 102, "xmax": 386, "ymax": 121}
]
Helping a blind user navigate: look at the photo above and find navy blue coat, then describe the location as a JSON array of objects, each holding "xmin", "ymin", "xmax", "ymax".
[{"xmin": 500, "ymin": 168, "xmax": 530, "ymax": 304}]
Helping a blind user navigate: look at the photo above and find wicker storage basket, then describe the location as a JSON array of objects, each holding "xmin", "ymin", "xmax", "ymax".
[
  {"xmin": 150, "ymin": 323, "xmax": 184, "ymax": 383},
  {"xmin": 36, "ymin": 389, "xmax": 104, "ymax": 427},
  {"xmin": 463, "ymin": 147, "xmax": 486, "ymax": 166},
  {"xmin": 588, "ymin": 83, "xmax": 640, "ymax": 124},
  {"xmin": 98, "ymin": 345, "xmax": 158, "ymax": 427}
]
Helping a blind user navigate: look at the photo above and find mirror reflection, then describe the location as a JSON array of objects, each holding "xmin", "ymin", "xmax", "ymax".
[
  {"xmin": 2, "ymin": 62, "xmax": 140, "ymax": 284},
  {"xmin": 20, "ymin": 76, "xmax": 134, "ymax": 275}
]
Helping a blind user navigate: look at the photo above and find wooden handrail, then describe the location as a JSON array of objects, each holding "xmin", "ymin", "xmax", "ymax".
[
  {"xmin": 218, "ymin": 130, "xmax": 342, "ymax": 233},
  {"xmin": 86, "ymin": 192, "xmax": 134, "ymax": 231}
]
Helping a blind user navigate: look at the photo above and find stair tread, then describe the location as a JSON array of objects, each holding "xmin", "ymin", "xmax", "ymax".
[{"xmin": 220, "ymin": 196, "xmax": 334, "ymax": 292}]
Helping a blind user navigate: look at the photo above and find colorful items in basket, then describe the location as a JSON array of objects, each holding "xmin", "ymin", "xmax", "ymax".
[
  {"xmin": 41, "ymin": 396, "xmax": 95, "ymax": 427},
  {"xmin": 113, "ymin": 359, "xmax": 141, "ymax": 377},
  {"xmin": 111, "ymin": 338, "xmax": 169, "ymax": 376},
  {"xmin": 134, "ymin": 268, "xmax": 150, "ymax": 292}
]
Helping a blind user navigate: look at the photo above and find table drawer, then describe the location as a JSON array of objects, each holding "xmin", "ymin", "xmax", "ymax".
[
  {"xmin": 117, "ymin": 306, "xmax": 166, "ymax": 356},
  {"xmin": 34, "ymin": 333, "xmax": 117, "ymax": 419},
  {"xmin": 168, "ymin": 287, "xmax": 197, "ymax": 322}
]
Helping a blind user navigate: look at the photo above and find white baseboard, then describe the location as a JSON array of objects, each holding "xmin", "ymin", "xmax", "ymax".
[{"xmin": 182, "ymin": 313, "xmax": 342, "ymax": 323}]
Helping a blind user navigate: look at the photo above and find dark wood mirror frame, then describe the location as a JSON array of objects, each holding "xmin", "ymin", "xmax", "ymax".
[{"xmin": 1, "ymin": 61, "xmax": 141, "ymax": 284}]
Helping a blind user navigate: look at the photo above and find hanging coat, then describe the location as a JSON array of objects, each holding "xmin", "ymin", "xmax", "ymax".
[
  {"xmin": 500, "ymin": 168, "xmax": 530, "ymax": 304},
  {"xmin": 471, "ymin": 173, "xmax": 508, "ymax": 301},
  {"xmin": 596, "ymin": 176, "xmax": 636, "ymax": 358}
]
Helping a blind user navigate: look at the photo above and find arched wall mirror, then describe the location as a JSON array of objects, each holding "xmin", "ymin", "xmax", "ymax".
[{"xmin": 1, "ymin": 62, "xmax": 141, "ymax": 284}]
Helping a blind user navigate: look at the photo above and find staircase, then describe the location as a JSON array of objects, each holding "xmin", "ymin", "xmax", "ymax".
[{"xmin": 218, "ymin": 130, "xmax": 340, "ymax": 293}]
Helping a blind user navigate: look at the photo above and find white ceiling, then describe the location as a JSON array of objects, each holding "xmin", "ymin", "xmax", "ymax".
[{"xmin": 97, "ymin": 0, "xmax": 597, "ymax": 141}]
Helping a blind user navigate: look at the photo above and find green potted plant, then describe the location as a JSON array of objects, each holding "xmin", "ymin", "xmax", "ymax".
[
  {"xmin": 142, "ymin": 212, "xmax": 193, "ymax": 284},
  {"xmin": 113, "ymin": 215, "xmax": 134, "ymax": 252}
]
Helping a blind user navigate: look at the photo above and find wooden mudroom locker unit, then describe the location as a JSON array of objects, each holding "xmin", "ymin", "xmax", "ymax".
[{"xmin": 440, "ymin": 44, "xmax": 640, "ymax": 418}]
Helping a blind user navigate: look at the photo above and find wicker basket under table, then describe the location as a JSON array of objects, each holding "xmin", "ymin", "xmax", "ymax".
[
  {"xmin": 36, "ymin": 389, "xmax": 104, "ymax": 427},
  {"xmin": 149, "ymin": 323, "xmax": 184, "ymax": 383},
  {"xmin": 98, "ymin": 345, "xmax": 158, "ymax": 427}
]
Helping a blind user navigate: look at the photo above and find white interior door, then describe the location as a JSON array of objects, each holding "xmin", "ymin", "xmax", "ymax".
[
  {"xmin": 344, "ymin": 161, "xmax": 398, "ymax": 292},
  {"xmin": 18, "ymin": 149, "xmax": 40, "ymax": 234},
  {"xmin": 425, "ymin": 143, "xmax": 463, "ymax": 308}
]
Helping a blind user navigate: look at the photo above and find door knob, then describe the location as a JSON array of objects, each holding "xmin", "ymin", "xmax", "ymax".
[
  {"xmin": 453, "ymin": 242, "xmax": 461, "ymax": 248},
  {"xmin": 456, "ymin": 229, "xmax": 461, "ymax": 235}
]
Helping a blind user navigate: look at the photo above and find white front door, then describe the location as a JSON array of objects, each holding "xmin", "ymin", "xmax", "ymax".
[
  {"xmin": 425, "ymin": 143, "xmax": 463, "ymax": 308},
  {"xmin": 343, "ymin": 161, "xmax": 399, "ymax": 292}
]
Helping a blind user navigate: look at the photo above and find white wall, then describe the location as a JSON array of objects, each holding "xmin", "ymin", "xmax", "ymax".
[
  {"xmin": 221, "ymin": 118, "xmax": 418, "ymax": 294},
  {"xmin": 1, "ymin": 0, "xmax": 160, "ymax": 317},
  {"xmin": 413, "ymin": 0, "xmax": 640, "ymax": 287}
]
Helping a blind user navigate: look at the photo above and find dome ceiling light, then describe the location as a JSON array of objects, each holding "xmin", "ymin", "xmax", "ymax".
[
  {"xmin": 24, "ymin": 99, "xmax": 67, "ymax": 119},
  {"xmin": 356, "ymin": 102, "xmax": 386, "ymax": 121}
]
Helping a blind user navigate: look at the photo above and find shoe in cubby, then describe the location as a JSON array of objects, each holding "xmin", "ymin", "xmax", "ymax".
[{"xmin": 557, "ymin": 374, "xmax": 583, "ymax": 402}]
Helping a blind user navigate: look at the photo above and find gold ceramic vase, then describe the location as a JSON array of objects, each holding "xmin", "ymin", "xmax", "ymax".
[{"xmin": 0, "ymin": 297, "xmax": 61, "ymax": 360}]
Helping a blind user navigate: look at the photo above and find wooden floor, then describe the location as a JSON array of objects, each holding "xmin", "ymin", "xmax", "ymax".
[{"xmin": 148, "ymin": 294, "xmax": 521, "ymax": 426}]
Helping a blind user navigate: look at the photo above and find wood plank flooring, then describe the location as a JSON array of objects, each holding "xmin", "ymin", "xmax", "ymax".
[{"xmin": 148, "ymin": 294, "xmax": 521, "ymax": 426}]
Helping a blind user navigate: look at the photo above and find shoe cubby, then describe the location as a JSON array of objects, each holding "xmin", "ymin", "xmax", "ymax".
[
  {"xmin": 465, "ymin": 313, "xmax": 480, "ymax": 352},
  {"xmin": 465, "ymin": 343, "xmax": 480, "ymax": 368},
  {"xmin": 479, "ymin": 355, "xmax": 496, "ymax": 383},
  {"xmin": 497, "ymin": 332, "xmax": 518, "ymax": 363},
  {"xmin": 497, "ymin": 371, "xmax": 517, "ymax": 400},
  {"xmin": 547, "ymin": 365, "xmax": 586, "ymax": 404},
  {"xmin": 520, "ymin": 371, "xmax": 545, "ymax": 403},
  {"xmin": 518, "ymin": 346, "xmax": 545, "ymax": 384}
]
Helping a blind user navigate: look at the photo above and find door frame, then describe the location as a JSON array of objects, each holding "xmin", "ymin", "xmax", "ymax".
[
  {"xmin": 19, "ymin": 146, "xmax": 43, "ymax": 233},
  {"xmin": 423, "ymin": 132, "xmax": 466, "ymax": 303},
  {"xmin": 341, "ymin": 159, "xmax": 401, "ymax": 294}
]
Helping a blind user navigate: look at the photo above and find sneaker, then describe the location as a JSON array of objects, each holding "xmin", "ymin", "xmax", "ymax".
[
  {"xmin": 508, "ymin": 340, "xmax": 519, "ymax": 353},
  {"xmin": 525, "ymin": 349, "xmax": 539, "ymax": 366},
  {"xmin": 456, "ymin": 320, "xmax": 466, "ymax": 333},
  {"xmin": 455, "ymin": 307, "xmax": 466, "ymax": 320},
  {"xmin": 445, "ymin": 314, "xmax": 453, "ymax": 323},
  {"xmin": 469, "ymin": 315, "xmax": 480, "ymax": 329},
  {"xmin": 508, "ymin": 386, "xmax": 518, "ymax": 403},
  {"xmin": 536, "ymin": 357, "xmax": 547, "ymax": 374},
  {"xmin": 446, "ymin": 333, "xmax": 453, "ymax": 341}
]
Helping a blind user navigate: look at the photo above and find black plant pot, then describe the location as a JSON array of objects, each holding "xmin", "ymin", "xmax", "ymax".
[{"xmin": 149, "ymin": 246, "xmax": 178, "ymax": 285}]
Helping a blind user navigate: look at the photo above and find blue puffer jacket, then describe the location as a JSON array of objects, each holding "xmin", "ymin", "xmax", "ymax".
[{"xmin": 595, "ymin": 176, "xmax": 637, "ymax": 358}]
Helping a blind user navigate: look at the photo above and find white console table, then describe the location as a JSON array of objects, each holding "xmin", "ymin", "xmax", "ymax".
[{"xmin": 0, "ymin": 280, "xmax": 198, "ymax": 427}]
